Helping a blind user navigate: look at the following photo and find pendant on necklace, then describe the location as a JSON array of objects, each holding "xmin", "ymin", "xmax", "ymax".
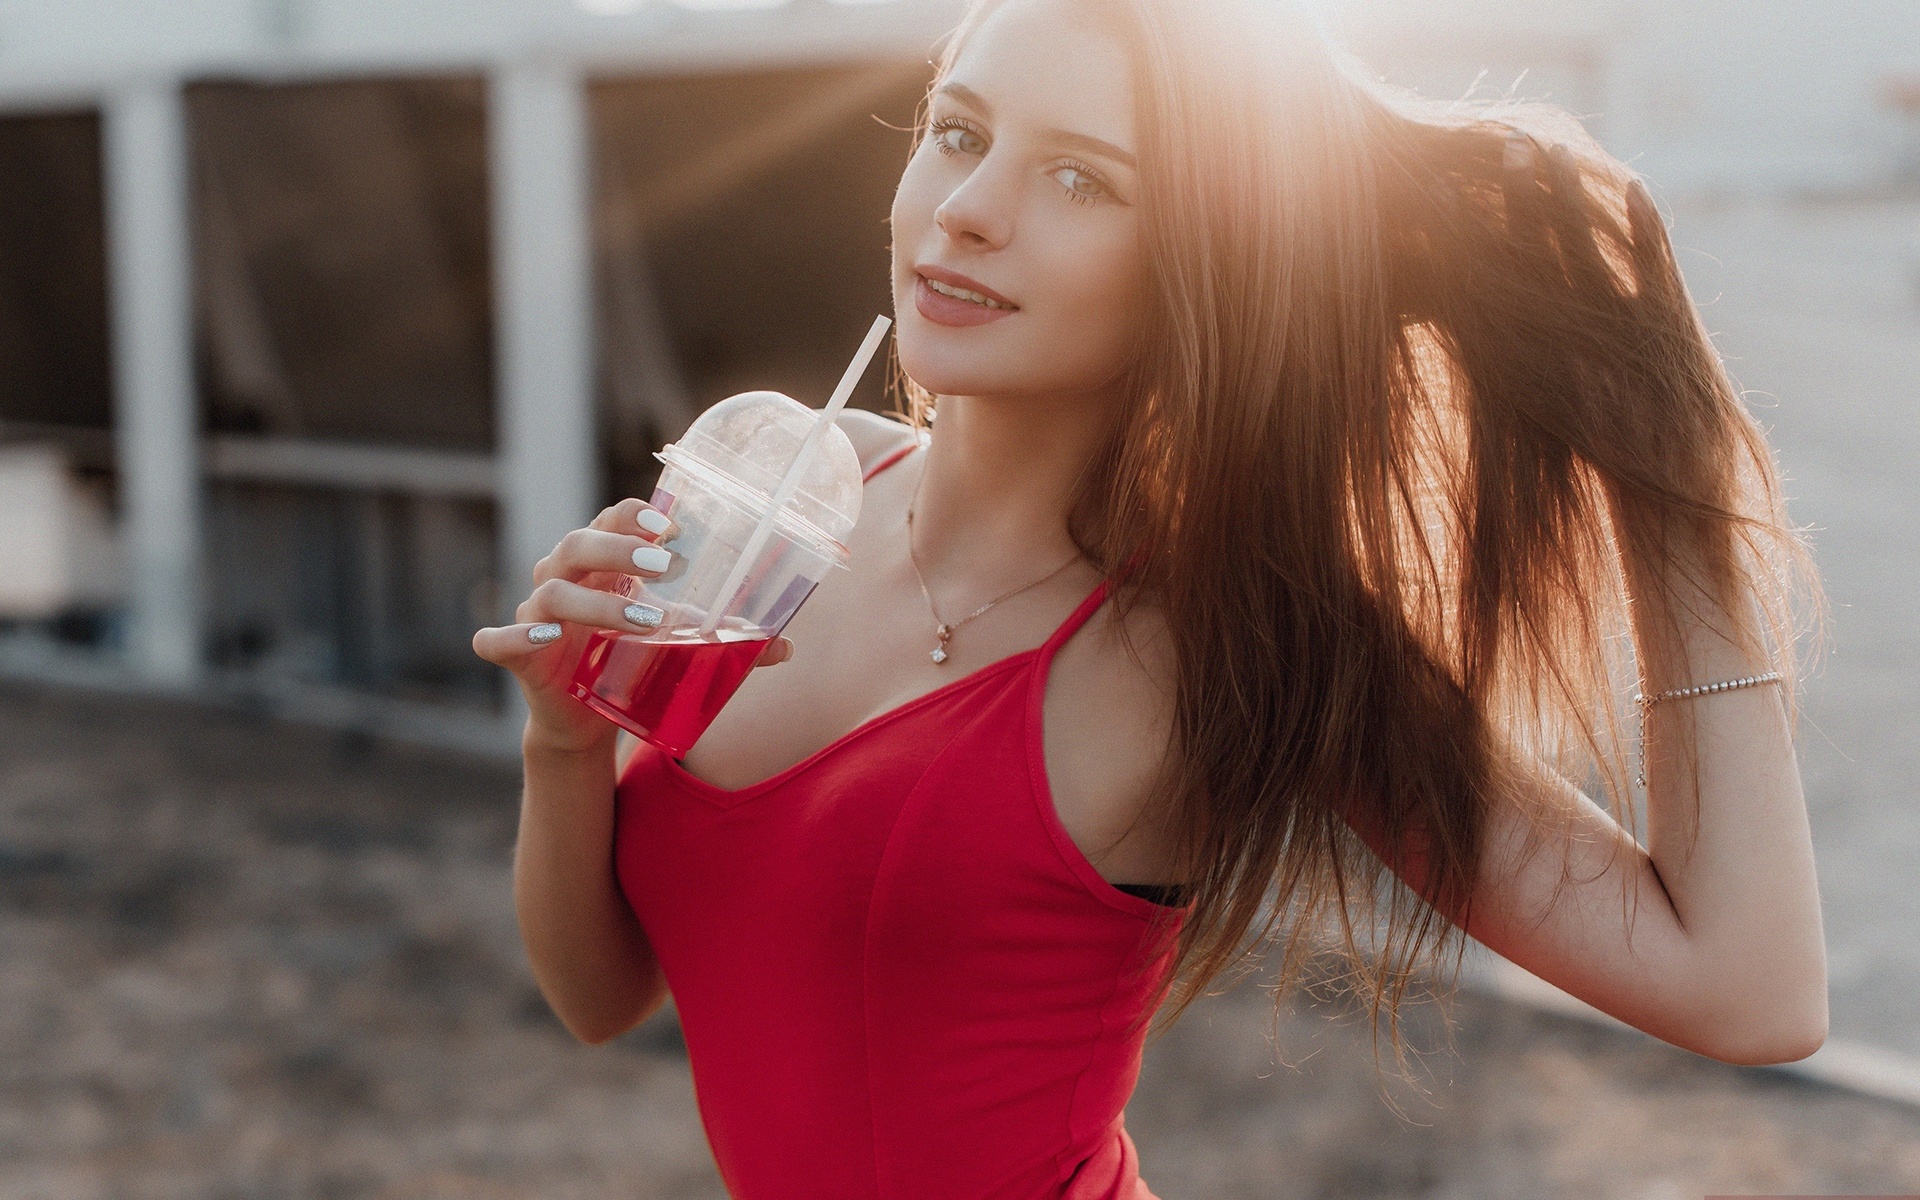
[{"xmin": 931, "ymin": 624, "xmax": 953, "ymax": 665}]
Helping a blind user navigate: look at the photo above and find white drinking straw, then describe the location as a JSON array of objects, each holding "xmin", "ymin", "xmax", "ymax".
[{"xmin": 697, "ymin": 313, "xmax": 893, "ymax": 638}]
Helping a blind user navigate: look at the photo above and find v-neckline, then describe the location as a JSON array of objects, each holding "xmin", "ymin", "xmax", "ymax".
[{"xmin": 654, "ymin": 647, "xmax": 1042, "ymax": 804}]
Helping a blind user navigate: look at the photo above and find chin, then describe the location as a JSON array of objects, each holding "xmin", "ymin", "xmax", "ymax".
[
  {"xmin": 897, "ymin": 366, "xmax": 991, "ymax": 402},
  {"xmin": 895, "ymin": 339, "xmax": 1027, "ymax": 401},
  {"xmin": 894, "ymin": 319, "xmax": 983, "ymax": 380},
  {"xmin": 903, "ymin": 340, "xmax": 1122, "ymax": 406}
]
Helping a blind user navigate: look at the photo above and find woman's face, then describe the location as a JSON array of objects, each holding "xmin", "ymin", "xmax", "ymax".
[{"xmin": 890, "ymin": 0, "xmax": 1146, "ymax": 406}]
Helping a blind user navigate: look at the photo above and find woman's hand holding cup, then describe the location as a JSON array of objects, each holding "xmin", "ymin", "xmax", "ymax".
[{"xmin": 471, "ymin": 497, "xmax": 795, "ymax": 754}]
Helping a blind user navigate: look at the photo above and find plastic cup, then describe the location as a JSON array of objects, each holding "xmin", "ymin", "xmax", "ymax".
[{"xmin": 568, "ymin": 390, "xmax": 865, "ymax": 757}]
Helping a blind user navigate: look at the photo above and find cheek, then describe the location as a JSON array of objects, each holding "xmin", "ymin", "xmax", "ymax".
[
  {"xmin": 890, "ymin": 156, "xmax": 940, "ymax": 262},
  {"xmin": 1040, "ymin": 224, "xmax": 1145, "ymax": 352}
]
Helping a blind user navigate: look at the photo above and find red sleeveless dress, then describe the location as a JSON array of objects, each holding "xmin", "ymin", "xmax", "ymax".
[{"xmin": 613, "ymin": 441, "xmax": 1186, "ymax": 1199}]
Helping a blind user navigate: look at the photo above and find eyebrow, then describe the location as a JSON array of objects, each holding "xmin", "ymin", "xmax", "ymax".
[{"xmin": 934, "ymin": 82, "xmax": 1138, "ymax": 171}]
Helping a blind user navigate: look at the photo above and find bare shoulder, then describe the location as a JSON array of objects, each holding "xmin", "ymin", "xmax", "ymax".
[
  {"xmin": 1043, "ymin": 592, "xmax": 1184, "ymax": 885},
  {"xmin": 834, "ymin": 408, "xmax": 919, "ymax": 471}
]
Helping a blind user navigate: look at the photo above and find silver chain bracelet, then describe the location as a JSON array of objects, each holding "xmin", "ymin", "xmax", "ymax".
[
  {"xmin": 1633, "ymin": 671, "xmax": 1783, "ymax": 787},
  {"xmin": 1634, "ymin": 670, "xmax": 1783, "ymax": 710}
]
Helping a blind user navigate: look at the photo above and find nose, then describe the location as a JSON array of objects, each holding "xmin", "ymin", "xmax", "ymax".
[{"xmin": 933, "ymin": 158, "xmax": 1016, "ymax": 250}]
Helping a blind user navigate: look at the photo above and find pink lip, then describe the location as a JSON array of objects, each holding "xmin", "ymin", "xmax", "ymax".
[
  {"xmin": 912, "ymin": 270, "xmax": 1019, "ymax": 328},
  {"xmin": 915, "ymin": 264, "xmax": 1019, "ymax": 308}
]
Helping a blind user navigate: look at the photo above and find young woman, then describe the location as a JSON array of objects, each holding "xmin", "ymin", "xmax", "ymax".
[{"xmin": 473, "ymin": 0, "xmax": 1828, "ymax": 1194}]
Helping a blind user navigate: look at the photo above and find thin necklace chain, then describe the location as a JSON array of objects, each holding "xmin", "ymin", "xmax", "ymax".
[{"xmin": 903, "ymin": 452, "xmax": 1082, "ymax": 665}]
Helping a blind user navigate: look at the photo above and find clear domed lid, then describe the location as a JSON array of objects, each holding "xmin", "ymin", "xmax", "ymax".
[{"xmin": 654, "ymin": 390, "xmax": 864, "ymax": 550}]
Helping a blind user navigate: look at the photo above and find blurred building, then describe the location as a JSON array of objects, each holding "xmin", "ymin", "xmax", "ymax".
[
  {"xmin": 0, "ymin": 0, "xmax": 1915, "ymax": 755},
  {"xmin": 1331, "ymin": 0, "xmax": 1920, "ymax": 195},
  {"xmin": 0, "ymin": 0, "xmax": 961, "ymax": 753}
]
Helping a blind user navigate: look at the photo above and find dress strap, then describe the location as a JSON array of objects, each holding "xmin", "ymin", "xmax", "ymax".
[
  {"xmin": 861, "ymin": 434, "xmax": 925, "ymax": 484},
  {"xmin": 1038, "ymin": 574, "xmax": 1113, "ymax": 660},
  {"xmin": 1038, "ymin": 545, "xmax": 1146, "ymax": 659}
]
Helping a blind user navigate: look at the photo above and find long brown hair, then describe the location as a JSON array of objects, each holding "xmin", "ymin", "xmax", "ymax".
[{"xmin": 890, "ymin": 0, "xmax": 1821, "ymax": 1090}]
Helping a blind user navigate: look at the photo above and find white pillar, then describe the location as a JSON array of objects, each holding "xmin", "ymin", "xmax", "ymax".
[
  {"xmin": 489, "ymin": 59, "xmax": 598, "ymax": 730},
  {"xmin": 103, "ymin": 79, "xmax": 203, "ymax": 686}
]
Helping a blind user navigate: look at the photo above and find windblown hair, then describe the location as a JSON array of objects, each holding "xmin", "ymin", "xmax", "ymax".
[{"xmin": 891, "ymin": 0, "xmax": 1820, "ymax": 1090}]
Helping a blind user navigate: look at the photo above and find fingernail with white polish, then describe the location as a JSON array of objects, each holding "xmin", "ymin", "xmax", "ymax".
[
  {"xmin": 637, "ymin": 508, "xmax": 672, "ymax": 536},
  {"xmin": 528, "ymin": 623, "xmax": 564, "ymax": 645},
  {"xmin": 632, "ymin": 544, "xmax": 672, "ymax": 573},
  {"xmin": 624, "ymin": 603, "xmax": 664, "ymax": 628}
]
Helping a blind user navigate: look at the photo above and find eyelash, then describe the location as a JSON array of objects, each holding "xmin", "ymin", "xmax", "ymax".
[{"xmin": 926, "ymin": 117, "xmax": 1113, "ymax": 207}]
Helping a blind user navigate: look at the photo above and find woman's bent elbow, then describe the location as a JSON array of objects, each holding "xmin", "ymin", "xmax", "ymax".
[
  {"xmin": 1750, "ymin": 1016, "xmax": 1828, "ymax": 1066},
  {"xmin": 548, "ymin": 977, "xmax": 671, "ymax": 1047},
  {"xmin": 1702, "ymin": 1001, "xmax": 1829, "ymax": 1066},
  {"xmin": 567, "ymin": 1013, "xmax": 636, "ymax": 1047}
]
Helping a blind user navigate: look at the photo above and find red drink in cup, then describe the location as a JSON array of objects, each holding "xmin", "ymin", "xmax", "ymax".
[
  {"xmin": 571, "ymin": 625, "xmax": 772, "ymax": 757},
  {"xmin": 566, "ymin": 386, "xmax": 869, "ymax": 757}
]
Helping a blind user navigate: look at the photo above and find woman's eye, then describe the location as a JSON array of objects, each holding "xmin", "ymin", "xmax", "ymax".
[
  {"xmin": 930, "ymin": 119, "xmax": 987, "ymax": 157},
  {"xmin": 1053, "ymin": 165, "xmax": 1109, "ymax": 206},
  {"xmin": 927, "ymin": 120, "xmax": 1114, "ymax": 208}
]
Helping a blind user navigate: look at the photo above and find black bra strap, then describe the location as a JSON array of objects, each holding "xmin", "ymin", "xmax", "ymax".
[{"xmin": 1113, "ymin": 882, "xmax": 1189, "ymax": 907}]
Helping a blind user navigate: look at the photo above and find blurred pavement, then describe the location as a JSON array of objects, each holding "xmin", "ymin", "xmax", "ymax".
[{"xmin": 2, "ymin": 676, "xmax": 1917, "ymax": 1197}]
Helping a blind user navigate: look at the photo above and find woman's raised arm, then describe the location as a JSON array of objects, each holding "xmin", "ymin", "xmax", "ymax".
[{"xmin": 1346, "ymin": 566, "xmax": 1826, "ymax": 1066}]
